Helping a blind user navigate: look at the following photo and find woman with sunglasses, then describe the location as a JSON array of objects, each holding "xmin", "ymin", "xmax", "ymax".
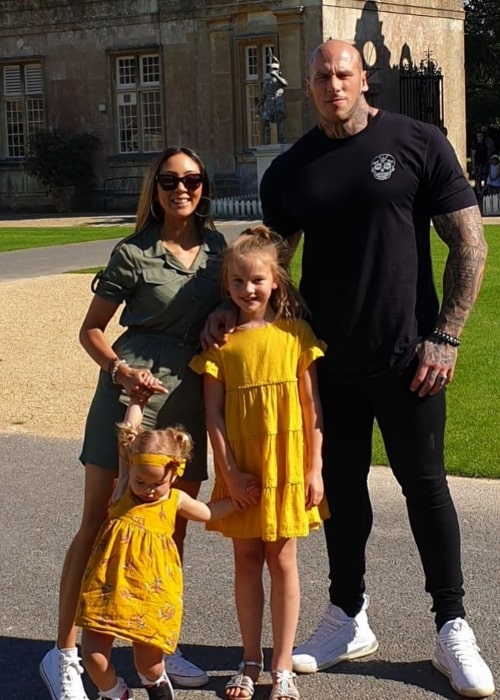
[{"xmin": 40, "ymin": 146, "xmax": 226, "ymax": 700}]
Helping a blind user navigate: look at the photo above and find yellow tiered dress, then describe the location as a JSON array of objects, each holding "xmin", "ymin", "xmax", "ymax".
[
  {"xmin": 76, "ymin": 489, "xmax": 182, "ymax": 653},
  {"xmin": 189, "ymin": 319, "xmax": 327, "ymax": 541}
]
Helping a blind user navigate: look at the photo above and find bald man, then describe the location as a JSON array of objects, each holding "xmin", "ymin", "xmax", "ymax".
[{"xmin": 260, "ymin": 40, "xmax": 494, "ymax": 698}]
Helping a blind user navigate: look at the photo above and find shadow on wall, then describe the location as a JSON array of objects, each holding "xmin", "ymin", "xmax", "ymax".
[{"xmin": 353, "ymin": 0, "xmax": 446, "ymax": 133}]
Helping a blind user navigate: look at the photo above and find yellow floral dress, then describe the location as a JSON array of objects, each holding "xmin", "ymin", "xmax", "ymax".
[
  {"xmin": 76, "ymin": 489, "xmax": 182, "ymax": 653},
  {"xmin": 189, "ymin": 319, "xmax": 327, "ymax": 541}
]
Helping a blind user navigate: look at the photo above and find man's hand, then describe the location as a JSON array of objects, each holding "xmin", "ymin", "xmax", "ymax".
[{"xmin": 410, "ymin": 339, "xmax": 457, "ymax": 397}]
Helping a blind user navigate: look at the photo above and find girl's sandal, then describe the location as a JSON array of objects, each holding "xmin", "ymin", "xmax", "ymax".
[
  {"xmin": 269, "ymin": 669, "xmax": 300, "ymax": 700},
  {"xmin": 225, "ymin": 660, "xmax": 263, "ymax": 699}
]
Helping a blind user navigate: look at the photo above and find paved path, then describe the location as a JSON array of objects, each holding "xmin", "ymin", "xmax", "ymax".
[
  {"xmin": 1, "ymin": 213, "xmax": 498, "ymax": 281},
  {"xmin": 0, "ymin": 434, "xmax": 498, "ymax": 699},
  {"xmin": 0, "ymin": 213, "xmax": 498, "ymax": 699},
  {"xmin": 0, "ymin": 217, "xmax": 256, "ymax": 280}
]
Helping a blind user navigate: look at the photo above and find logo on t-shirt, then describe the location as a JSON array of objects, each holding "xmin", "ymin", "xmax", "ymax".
[{"xmin": 371, "ymin": 153, "xmax": 396, "ymax": 181}]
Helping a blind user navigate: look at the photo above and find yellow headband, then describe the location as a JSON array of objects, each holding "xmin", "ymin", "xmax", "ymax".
[{"xmin": 129, "ymin": 452, "xmax": 186, "ymax": 477}]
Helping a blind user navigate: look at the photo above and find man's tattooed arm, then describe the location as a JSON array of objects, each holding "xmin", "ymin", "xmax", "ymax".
[
  {"xmin": 432, "ymin": 205, "xmax": 488, "ymax": 337},
  {"xmin": 410, "ymin": 205, "xmax": 487, "ymax": 396}
]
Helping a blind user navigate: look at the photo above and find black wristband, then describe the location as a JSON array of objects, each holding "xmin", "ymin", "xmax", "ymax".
[{"xmin": 428, "ymin": 328, "xmax": 461, "ymax": 347}]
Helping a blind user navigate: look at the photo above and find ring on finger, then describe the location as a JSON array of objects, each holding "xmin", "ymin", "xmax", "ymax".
[{"xmin": 438, "ymin": 374, "xmax": 447, "ymax": 385}]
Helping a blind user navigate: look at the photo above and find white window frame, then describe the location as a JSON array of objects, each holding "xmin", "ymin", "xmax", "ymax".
[
  {"xmin": 242, "ymin": 41, "xmax": 276, "ymax": 148},
  {"xmin": 114, "ymin": 52, "xmax": 162, "ymax": 154},
  {"xmin": 2, "ymin": 62, "xmax": 45, "ymax": 158}
]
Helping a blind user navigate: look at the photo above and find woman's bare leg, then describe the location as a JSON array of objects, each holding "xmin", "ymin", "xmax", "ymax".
[{"xmin": 56, "ymin": 464, "xmax": 116, "ymax": 648}]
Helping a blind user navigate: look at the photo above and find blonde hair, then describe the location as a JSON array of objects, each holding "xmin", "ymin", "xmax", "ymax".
[
  {"xmin": 134, "ymin": 145, "xmax": 215, "ymax": 234},
  {"xmin": 222, "ymin": 225, "xmax": 309, "ymax": 320},
  {"xmin": 112, "ymin": 421, "xmax": 193, "ymax": 502}
]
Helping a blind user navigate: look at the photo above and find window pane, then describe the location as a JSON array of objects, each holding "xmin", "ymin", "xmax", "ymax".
[
  {"xmin": 27, "ymin": 97, "xmax": 45, "ymax": 137},
  {"xmin": 246, "ymin": 83, "xmax": 261, "ymax": 148},
  {"xmin": 117, "ymin": 57, "xmax": 136, "ymax": 88},
  {"xmin": 140, "ymin": 55, "xmax": 160, "ymax": 86},
  {"xmin": 117, "ymin": 94, "xmax": 138, "ymax": 152},
  {"xmin": 263, "ymin": 45, "xmax": 275, "ymax": 77},
  {"xmin": 245, "ymin": 46, "xmax": 258, "ymax": 80},
  {"xmin": 141, "ymin": 90, "xmax": 162, "ymax": 152},
  {"xmin": 6, "ymin": 99, "xmax": 25, "ymax": 157}
]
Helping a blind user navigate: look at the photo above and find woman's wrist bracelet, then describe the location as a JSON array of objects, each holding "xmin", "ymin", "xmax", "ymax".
[
  {"xmin": 109, "ymin": 358, "xmax": 128, "ymax": 384},
  {"xmin": 428, "ymin": 328, "xmax": 461, "ymax": 347}
]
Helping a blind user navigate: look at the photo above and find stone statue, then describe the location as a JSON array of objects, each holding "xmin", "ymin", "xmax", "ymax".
[{"xmin": 257, "ymin": 56, "xmax": 288, "ymax": 144}]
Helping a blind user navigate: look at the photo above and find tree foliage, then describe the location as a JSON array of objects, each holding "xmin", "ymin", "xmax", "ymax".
[
  {"xmin": 26, "ymin": 130, "xmax": 99, "ymax": 189},
  {"xmin": 464, "ymin": 0, "xmax": 500, "ymax": 132}
]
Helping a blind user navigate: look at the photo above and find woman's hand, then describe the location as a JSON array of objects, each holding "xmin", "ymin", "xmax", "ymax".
[
  {"xmin": 200, "ymin": 303, "xmax": 238, "ymax": 350},
  {"xmin": 116, "ymin": 365, "xmax": 168, "ymax": 400}
]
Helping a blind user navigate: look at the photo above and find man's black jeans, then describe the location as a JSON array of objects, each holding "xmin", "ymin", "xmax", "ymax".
[{"xmin": 318, "ymin": 362, "xmax": 466, "ymax": 630}]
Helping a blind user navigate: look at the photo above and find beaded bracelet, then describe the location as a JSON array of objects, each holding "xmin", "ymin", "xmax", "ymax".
[
  {"xmin": 428, "ymin": 328, "xmax": 461, "ymax": 347},
  {"xmin": 110, "ymin": 358, "xmax": 128, "ymax": 384}
]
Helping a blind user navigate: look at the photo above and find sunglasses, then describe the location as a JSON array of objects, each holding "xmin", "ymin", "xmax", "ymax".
[{"xmin": 156, "ymin": 173, "xmax": 203, "ymax": 191}]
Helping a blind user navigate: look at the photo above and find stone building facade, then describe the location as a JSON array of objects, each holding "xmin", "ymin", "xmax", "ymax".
[{"xmin": 0, "ymin": 0, "xmax": 467, "ymax": 211}]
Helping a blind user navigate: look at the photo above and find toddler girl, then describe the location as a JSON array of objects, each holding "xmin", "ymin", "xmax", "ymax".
[
  {"xmin": 76, "ymin": 397, "xmax": 250, "ymax": 700},
  {"xmin": 190, "ymin": 226, "xmax": 327, "ymax": 700}
]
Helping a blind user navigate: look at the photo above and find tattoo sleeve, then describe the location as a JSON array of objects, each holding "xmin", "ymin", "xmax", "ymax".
[{"xmin": 432, "ymin": 205, "xmax": 488, "ymax": 337}]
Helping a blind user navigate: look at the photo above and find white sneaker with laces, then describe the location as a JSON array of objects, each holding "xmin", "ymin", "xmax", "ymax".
[
  {"xmin": 292, "ymin": 595, "xmax": 379, "ymax": 673},
  {"xmin": 39, "ymin": 645, "xmax": 89, "ymax": 700},
  {"xmin": 432, "ymin": 618, "xmax": 495, "ymax": 698},
  {"xmin": 164, "ymin": 647, "xmax": 208, "ymax": 687}
]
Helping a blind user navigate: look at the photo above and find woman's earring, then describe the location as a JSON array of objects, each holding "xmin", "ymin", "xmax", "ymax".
[
  {"xmin": 195, "ymin": 196, "xmax": 212, "ymax": 218},
  {"xmin": 150, "ymin": 200, "xmax": 162, "ymax": 220}
]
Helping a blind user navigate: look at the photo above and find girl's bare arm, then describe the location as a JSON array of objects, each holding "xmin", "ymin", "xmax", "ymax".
[{"xmin": 298, "ymin": 363, "xmax": 324, "ymax": 509}]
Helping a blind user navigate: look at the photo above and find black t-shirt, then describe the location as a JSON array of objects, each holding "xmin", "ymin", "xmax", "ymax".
[{"xmin": 260, "ymin": 111, "xmax": 476, "ymax": 376}]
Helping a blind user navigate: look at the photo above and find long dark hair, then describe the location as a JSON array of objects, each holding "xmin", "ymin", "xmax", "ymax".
[{"xmin": 135, "ymin": 145, "xmax": 215, "ymax": 234}]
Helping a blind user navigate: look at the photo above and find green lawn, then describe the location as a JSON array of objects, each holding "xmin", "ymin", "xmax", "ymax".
[
  {"xmin": 290, "ymin": 228, "xmax": 499, "ymax": 479},
  {"xmin": 1, "ymin": 222, "xmax": 497, "ymax": 477},
  {"xmin": 0, "ymin": 226, "xmax": 132, "ymax": 253}
]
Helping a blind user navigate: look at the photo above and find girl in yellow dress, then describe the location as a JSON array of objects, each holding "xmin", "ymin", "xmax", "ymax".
[
  {"xmin": 76, "ymin": 396, "xmax": 252, "ymax": 700},
  {"xmin": 189, "ymin": 226, "xmax": 327, "ymax": 700}
]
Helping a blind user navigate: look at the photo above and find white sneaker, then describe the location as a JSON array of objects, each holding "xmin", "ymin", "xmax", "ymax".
[
  {"xmin": 432, "ymin": 618, "xmax": 495, "ymax": 697},
  {"xmin": 39, "ymin": 645, "xmax": 89, "ymax": 700},
  {"xmin": 164, "ymin": 647, "xmax": 208, "ymax": 687},
  {"xmin": 292, "ymin": 595, "xmax": 379, "ymax": 673}
]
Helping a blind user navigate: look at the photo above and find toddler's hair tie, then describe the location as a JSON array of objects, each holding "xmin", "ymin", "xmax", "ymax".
[{"xmin": 130, "ymin": 452, "xmax": 186, "ymax": 477}]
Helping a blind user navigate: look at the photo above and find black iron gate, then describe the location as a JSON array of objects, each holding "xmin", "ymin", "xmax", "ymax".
[{"xmin": 400, "ymin": 50, "xmax": 444, "ymax": 130}]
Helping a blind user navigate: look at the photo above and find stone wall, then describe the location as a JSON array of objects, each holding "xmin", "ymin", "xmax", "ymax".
[{"xmin": 0, "ymin": 0, "xmax": 468, "ymax": 211}]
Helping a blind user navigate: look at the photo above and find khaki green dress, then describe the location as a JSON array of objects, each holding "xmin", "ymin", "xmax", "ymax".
[{"xmin": 79, "ymin": 222, "xmax": 225, "ymax": 480}]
